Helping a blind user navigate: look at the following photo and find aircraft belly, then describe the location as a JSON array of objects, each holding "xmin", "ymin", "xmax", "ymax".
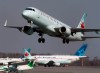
[{"xmin": 66, "ymin": 35, "xmax": 83, "ymax": 41}]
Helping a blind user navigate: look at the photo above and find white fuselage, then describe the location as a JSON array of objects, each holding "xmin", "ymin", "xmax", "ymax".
[
  {"xmin": 30, "ymin": 55, "xmax": 81, "ymax": 66},
  {"xmin": 0, "ymin": 58, "xmax": 23, "ymax": 64},
  {"xmin": 22, "ymin": 7, "xmax": 83, "ymax": 41}
]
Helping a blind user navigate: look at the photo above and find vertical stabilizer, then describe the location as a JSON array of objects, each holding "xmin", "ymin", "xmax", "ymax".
[
  {"xmin": 24, "ymin": 48, "xmax": 32, "ymax": 59},
  {"xmin": 77, "ymin": 13, "xmax": 87, "ymax": 29},
  {"xmin": 76, "ymin": 13, "xmax": 87, "ymax": 36},
  {"xmin": 75, "ymin": 44, "xmax": 88, "ymax": 56},
  {"xmin": 27, "ymin": 60, "xmax": 36, "ymax": 68}
]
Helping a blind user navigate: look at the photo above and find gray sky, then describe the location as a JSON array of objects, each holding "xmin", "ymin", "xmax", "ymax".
[{"xmin": 0, "ymin": 0, "xmax": 100, "ymax": 58}]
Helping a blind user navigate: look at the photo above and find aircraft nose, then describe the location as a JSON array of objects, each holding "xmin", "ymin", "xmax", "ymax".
[{"xmin": 22, "ymin": 11, "xmax": 29, "ymax": 18}]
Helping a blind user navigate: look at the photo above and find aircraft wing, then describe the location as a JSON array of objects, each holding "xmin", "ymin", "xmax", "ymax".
[
  {"xmin": 82, "ymin": 36, "xmax": 100, "ymax": 39},
  {"xmin": 4, "ymin": 20, "xmax": 43, "ymax": 33},
  {"xmin": 4, "ymin": 20, "xmax": 23, "ymax": 31},
  {"xmin": 0, "ymin": 70, "xmax": 4, "ymax": 71},
  {"xmin": 71, "ymin": 28, "xmax": 100, "ymax": 34},
  {"xmin": 17, "ymin": 65, "xmax": 33, "ymax": 70}
]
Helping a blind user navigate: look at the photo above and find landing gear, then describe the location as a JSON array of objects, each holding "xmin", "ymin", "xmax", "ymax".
[
  {"xmin": 27, "ymin": 20, "xmax": 33, "ymax": 27},
  {"xmin": 44, "ymin": 64, "xmax": 47, "ymax": 67},
  {"xmin": 38, "ymin": 38, "xmax": 45, "ymax": 43},
  {"xmin": 66, "ymin": 39, "xmax": 69, "ymax": 44},
  {"xmin": 62, "ymin": 39, "xmax": 69, "ymax": 44},
  {"xmin": 63, "ymin": 39, "xmax": 66, "ymax": 44},
  {"xmin": 38, "ymin": 33, "xmax": 45, "ymax": 43},
  {"xmin": 27, "ymin": 20, "xmax": 33, "ymax": 24}
]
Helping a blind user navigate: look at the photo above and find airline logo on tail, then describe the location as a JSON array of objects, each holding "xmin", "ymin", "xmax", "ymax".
[
  {"xmin": 24, "ymin": 48, "xmax": 31, "ymax": 59},
  {"xmin": 77, "ymin": 13, "xmax": 87, "ymax": 29},
  {"xmin": 24, "ymin": 52, "xmax": 29, "ymax": 57},
  {"xmin": 75, "ymin": 44, "xmax": 88, "ymax": 56},
  {"xmin": 81, "ymin": 22, "xmax": 85, "ymax": 29}
]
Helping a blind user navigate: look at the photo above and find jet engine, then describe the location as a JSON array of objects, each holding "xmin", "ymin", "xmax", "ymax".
[
  {"xmin": 59, "ymin": 27, "xmax": 71, "ymax": 36},
  {"xmin": 22, "ymin": 26, "xmax": 34, "ymax": 35},
  {"xmin": 3, "ymin": 62, "xmax": 8, "ymax": 65},
  {"xmin": 53, "ymin": 63, "xmax": 60, "ymax": 66}
]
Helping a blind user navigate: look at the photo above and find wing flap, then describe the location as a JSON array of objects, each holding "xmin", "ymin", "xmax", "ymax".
[
  {"xmin": 82, "ymin": 36, "xmax": 100, "ymax": 39},
  {"xmin": 71, "ymin": 28, "xmax": 100, "ymax": 34}
]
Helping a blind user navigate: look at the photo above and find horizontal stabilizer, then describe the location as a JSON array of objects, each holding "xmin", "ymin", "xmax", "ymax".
[
  {"xmin": 71, "ymin": 28, "xmax": 100, "ymax": 33},
  {"xmin": 82, "ymin": 36, "xmax": 100, "ymax": 39}
]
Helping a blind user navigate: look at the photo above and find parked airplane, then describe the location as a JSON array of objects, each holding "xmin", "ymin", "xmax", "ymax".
[
  {"xmin": 0, "ymin": 51, "xmax": 35, "ymax": 73},
  {"xmin": 4, "ymin": 7, "xmax": 100, "ymax": 44},
  {"xmin": 0, "ymin": 57, "xmax": 23, "ymax": 65},
  {"xmin": 0, "ymin": 60, "xmax": 35, "ymax": 73},
  {"xmin": 24, "ymin": 44, "xmax": 88, "ymax": 67}
]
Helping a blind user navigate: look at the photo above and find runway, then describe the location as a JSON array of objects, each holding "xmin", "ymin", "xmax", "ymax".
[{"xmin": 24, "ymin": 66, "xmax": 100, "ymax": 73}]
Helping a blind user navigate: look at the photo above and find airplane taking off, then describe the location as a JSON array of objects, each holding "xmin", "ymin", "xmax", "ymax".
[
  {"xmin": 24, "ymin": 44, "xmax": 88, "ymax": 67},
  {"xmin": 4, "ymin": 7, "xmax": 100, "ymax": 44}
]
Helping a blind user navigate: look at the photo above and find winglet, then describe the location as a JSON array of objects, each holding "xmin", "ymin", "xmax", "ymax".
[{"xmin": 4, "ymin": 20, "xmax": 7, "ymax": 27}]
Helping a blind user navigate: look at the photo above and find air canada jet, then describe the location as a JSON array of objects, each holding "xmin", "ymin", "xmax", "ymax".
[
  {"xmin": 24, "ymin": 44, "xmax": 88, "ymax": 67},
  {"xmin": 0, "ymin": 50, "xmax": 35, "ymax": 73},
  {"xmin": 4, "ymin": 7, "xmax": 100, "ymax": 44},
  {"xmin": 0, "ymin": 60, "xmax": 35, "ymax": 73}
]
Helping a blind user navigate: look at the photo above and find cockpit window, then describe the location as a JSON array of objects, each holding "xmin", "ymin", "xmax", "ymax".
[{"xmin": 25, "ymin": 8, "xmax": 35, "ymax": 11}]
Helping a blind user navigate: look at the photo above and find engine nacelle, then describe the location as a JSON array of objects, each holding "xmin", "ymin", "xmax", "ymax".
[
  {"xmin": 54, "ymin": 63, "xmax": 60, "ymax": 66},
  {"xmin": 59, "ymin": 27, "xmax": 71, "ymax": 36},
  {"xmin": 3, "ymin": 62, "xmax": 8, "ymax": 65},
  {"xmin": 22, "ymin": 26, "xmax": 34, "ymax": 35}
]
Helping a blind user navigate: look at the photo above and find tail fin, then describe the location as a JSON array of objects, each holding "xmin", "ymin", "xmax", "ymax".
[
  {"xmin": 76, "ymin": 13, "xmax": 87, "ymax": 36},
  {"xmin": 17, "ymin": 60, "xmax": 36, "ymax": 70},
  {"xmin": 27, "ymin": 60, "xmax": 36, "ymax": 68},
  {"xmin": 77, "ymin": 13, "xmax": 87, "ymax": 29},
  {"xmin": 24, "ymin": 48, "xmax": 32, "ymax": 59},
  {"xmin": 75, "ymin": 44, "xmax": 88, "ymax": 56}
]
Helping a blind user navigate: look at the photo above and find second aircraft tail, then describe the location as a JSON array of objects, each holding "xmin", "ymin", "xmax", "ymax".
[{"xmin": 75, "ymin": 44, "xmax": 88, "ymax": 56}]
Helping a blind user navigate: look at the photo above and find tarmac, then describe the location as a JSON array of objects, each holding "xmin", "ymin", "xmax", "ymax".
[
  {"xmin": 23, "ymin": 66, "xmax": 100, "ymax": 73},
  {"xmin": 0, "ymin": 66, "xmax": 100, "ymax": 73}
]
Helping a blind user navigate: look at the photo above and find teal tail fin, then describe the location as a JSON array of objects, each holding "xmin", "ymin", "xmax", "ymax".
[
  {"xmin": 77, "ymin": 13, "xmax": 87, "ymax": 29},
  {"xmin": 76, "ymin": 13, "xmax": 87, "ymax": 36},
  {"xmin": 24, "ymin": 48, "xmax": 32, "ymax": 59},
  {"xmin": 75, "ymin": 44, "xmax": 88, "ymax": 56}
]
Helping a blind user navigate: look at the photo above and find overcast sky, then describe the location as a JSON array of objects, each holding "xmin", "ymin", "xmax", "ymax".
[{"xmin": 0, "ymin": 0, "xmax": 100, "ymax": 58}]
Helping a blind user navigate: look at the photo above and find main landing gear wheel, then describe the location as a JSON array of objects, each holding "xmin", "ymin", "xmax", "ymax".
[
  {"xmin": 66, "ymin": 40, "xmax": 69, "ymax": 44},
  {"xmin": 62, "ymin": 39, "xmax": 69, "ymax": 44},
  {"xmin": 38, "ymin": 33, "xmax": 45, "ymax": 43},
  {"xmin": 63, "ymin": 39, "xmax": 66, "ymax": 44},
  {"xmin": 38, "ymin": 38, "xmax": 45, "ymax": 43}
]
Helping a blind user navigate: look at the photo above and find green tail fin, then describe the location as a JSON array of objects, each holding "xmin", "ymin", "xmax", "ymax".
[{"xmin": 27, "ymin": 60, "xmax": 36, "ymax": 68}]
